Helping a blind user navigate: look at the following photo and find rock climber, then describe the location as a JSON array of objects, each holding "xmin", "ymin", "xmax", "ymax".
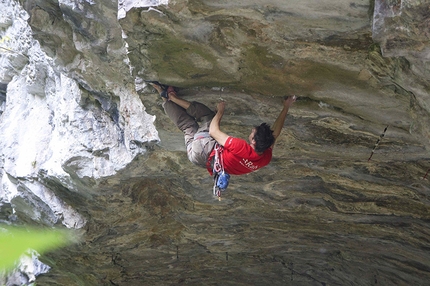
[{"xmin": 148, "ymin": 82, "xmax": 296, "ymax": 177}]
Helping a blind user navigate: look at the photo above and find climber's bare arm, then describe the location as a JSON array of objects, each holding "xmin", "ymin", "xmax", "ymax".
[
  {"xmin": 209, "ymin": 101, "xmax": 229, "ymax": 146},
  {"xmin": 271, "ymin": 95, "xmax": 296, "ymax": 149}
]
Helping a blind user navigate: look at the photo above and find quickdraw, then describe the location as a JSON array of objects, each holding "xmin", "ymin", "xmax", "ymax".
[{"xmin": 213, "ymin": 143, "xmax": 230, "ymax": 200}]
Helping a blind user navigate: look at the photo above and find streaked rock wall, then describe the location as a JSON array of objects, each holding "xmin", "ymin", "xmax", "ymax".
[{"xmin": 0, "ymin": 0, "xmax": 429, "ymax": 285}]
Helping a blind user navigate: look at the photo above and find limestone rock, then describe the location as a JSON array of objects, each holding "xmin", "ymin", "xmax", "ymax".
[
  {"xmin": 0, "ymin": 0, "xmax": 429, "ymax": 285},
  {"xmin": 0, "ymin": 0, "xmax": 158, "ymax": 228}
]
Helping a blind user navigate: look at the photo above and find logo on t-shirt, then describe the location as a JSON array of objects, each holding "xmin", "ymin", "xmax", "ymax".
[{"xmin": 240, "ymin": 158, "xmax": 259, "ymax": 170}]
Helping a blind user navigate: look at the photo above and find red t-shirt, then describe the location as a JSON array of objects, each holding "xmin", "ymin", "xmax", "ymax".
[{"xmin": 207, "ymin": 137, "xmax": 272, "ymax": 175}]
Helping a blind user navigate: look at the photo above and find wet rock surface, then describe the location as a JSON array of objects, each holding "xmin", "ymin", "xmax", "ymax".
[{"xmin": 0, "ymin": 0, "xmax": 429, "ymax": 285}]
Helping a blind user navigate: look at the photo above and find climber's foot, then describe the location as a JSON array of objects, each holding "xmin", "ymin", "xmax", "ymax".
[{"xmin": 146, "ymin": 81, "xmax": 168, "ymax": 99}]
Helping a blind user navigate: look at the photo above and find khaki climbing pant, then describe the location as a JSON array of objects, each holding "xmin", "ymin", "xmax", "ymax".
[{"xmin": 163, "ymin": 100, "xmax": 216, "ymax": 168}]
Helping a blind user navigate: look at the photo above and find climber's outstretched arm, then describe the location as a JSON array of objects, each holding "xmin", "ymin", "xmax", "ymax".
[
  {"xmin": 209, "ymin": 101, "xmax": 229, "ymax": 146},
  {"xmin": 271, "ymin": 95, "xmax": 296, "ymax": 149}
]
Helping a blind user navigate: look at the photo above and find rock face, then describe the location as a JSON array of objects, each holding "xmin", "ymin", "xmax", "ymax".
[{"xmin": 0, "ymin": 0, "xmax": 429, "ymax": 285}]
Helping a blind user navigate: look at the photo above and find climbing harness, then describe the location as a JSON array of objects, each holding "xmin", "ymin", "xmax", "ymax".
[{"xmin": 212, "ymin": 143, "xmax": 230, "ymax": 200}]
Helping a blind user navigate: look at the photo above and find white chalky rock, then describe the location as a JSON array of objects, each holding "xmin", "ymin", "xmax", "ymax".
[{"xmin": 0, "ymin": 0, "xmax": 159, "ymax": 230}]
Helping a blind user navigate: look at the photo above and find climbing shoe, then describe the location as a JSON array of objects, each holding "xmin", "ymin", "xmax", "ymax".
[{"xmin": 145, "ymin": 80, "xmax": 169, "ymax": 99}]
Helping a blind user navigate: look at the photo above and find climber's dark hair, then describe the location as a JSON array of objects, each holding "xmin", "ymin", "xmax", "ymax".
[{"xmin": 253, "ymin": 123, "xmax": 275, "ymax": 153}]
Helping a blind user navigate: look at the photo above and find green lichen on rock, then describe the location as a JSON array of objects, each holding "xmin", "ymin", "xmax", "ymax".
[{"xmin": 145, "ymin": 33, "xmax": 233, "ymax": 86}]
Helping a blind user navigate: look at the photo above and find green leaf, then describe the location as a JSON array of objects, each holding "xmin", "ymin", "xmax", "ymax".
[{"xmin": 0, "ymin": 226, "xmax": 77, "ymax": 271}]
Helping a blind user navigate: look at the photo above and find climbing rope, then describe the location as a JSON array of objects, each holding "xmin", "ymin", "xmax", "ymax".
[{"xmin": 0, "ymin": 46, "xmax": 29, "ymax": 58}]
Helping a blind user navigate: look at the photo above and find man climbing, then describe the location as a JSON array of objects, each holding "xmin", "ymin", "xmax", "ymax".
[{"xmin": 149, "ymin": 82, "xmax": 296, "ymax": 178}]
